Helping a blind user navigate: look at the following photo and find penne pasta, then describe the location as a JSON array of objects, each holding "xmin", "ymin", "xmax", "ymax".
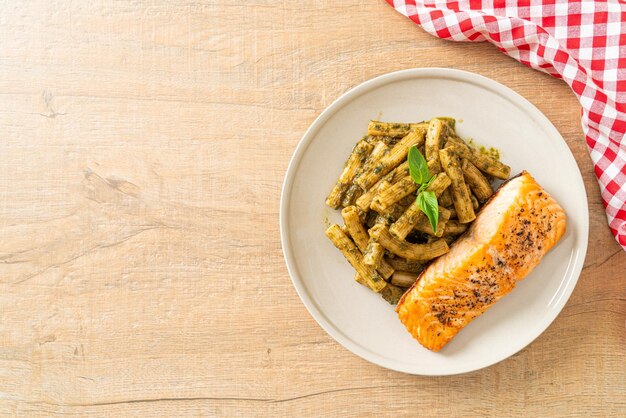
[
  {"xmin": 435, "ymin": 116, "xmax": 456, "ymax": 128},
  {"xmin": 461, "ymin": 158, "xmax": 494, "ymax": 202},
  {"xmin": 341, "ymin": 141, "xmax": 390, "ymax": 208},
  {"xmin": 341, "ymin": 206, "xmax": 371, "ymax": 249},
  {"xmin": 369, "ymin": 179, "xmax": 393, "ymax": 213},
  {"xmin": 341, "ymin": 206, "xmax": 394, "ymax": 279},
  {"xmin": 447, "ymin": 136, "xmax": 510, "ymax": 179},
  {"xmin": 390, "ymin": 270, "xmax": 419, "ymax": 288},
  {"xmin": 469, "ymin": 147, "xmax": 510, "ymax": 180},
  {"xmin": 367, "ymin": 120, "xmax": 427, "ymax": 137},
  {"xmin": 361, "ymin": 141, "xmax": 389, "ymax": 174},
  {"xmin": 355, "ymin": 272, "xmax": 405, "ymax": 305},
  {"xmin": 340, "ymin": 183, "xmax": 362, "ymax": 207},
  {"xmin": 355, "ymin": 172, "xmax": 394, "ymax": 212},
  {"xmin": 369, "ymin": 224, "xmax": 450, "ymax": 261},
  {"xmin": 363, "ymin": 241, "xmax": 384, "ymax": 269},
  {"xmin": 443, "ymin": 219, "xmax": 469, "ymax": 236},
  {"xmin": 438, "ymin": 188, "xmax": 454, "ymax": 207},
  {"xmin": 391, "ymin": 160, "xmax": 410, "ymax": 183},
  {"xmin": 365, "ymin": 135, "xmax": 397, "ymax": 146},
  {"xmin": 375, "ymin": 176, "xmax": 417, "ymax": 210},
  {"xmin": 425, "ymin": 118, "xmax": 446, "ymax": 174},
  {"xmin": 326, "ymin": 140, "xmax": 373, "ymax": 209},
  {"xmin": 439, "ymin": 147, "xmax": 476, "ymax": 224},
  {"xmin": 437, "ymin": 205, "xmax": 452, "ymax": 220},
  {"xmin": 325, "ymin": 224, "xmax": 387, "ymax": 292},
  {"xmin": 384, "ymin": 257, "xmax": 424, "ymax": 274},
  {"xmin": 378, "ymin": 199, "xmax": 414, "ymax": 225}
]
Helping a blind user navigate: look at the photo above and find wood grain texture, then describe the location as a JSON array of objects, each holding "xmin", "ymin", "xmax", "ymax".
[{"xmin": 0, "ymin": 1, "xmax": 624, "ymax": 416}]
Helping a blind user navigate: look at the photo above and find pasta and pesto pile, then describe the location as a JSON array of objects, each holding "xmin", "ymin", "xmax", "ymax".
[{"xmin": 324, "ymin": 118, "xmax": 511, "ymax": 304}]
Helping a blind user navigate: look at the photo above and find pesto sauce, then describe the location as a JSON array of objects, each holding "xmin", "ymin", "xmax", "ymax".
[{"xmin": 467, "ymin": 138, "xmax": 501, "ymax": 160}]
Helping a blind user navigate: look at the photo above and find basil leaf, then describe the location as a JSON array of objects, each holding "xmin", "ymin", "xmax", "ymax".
[
  {"xmin": 417, "ymin": 190, "xmax": 439, "ymax": 232},
  {"xmin": 408, "ymin": 146, "xmax": 431, "ymax": 185}
]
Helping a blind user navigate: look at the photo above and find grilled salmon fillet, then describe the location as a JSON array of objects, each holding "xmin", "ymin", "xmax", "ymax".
[{"xmin": 396, "ymin": 171, "xmax": 566, "ymax": 351}]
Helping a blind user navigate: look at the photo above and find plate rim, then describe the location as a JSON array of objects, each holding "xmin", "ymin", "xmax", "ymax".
[{"xmin": 279, "ymin": 67, "xmax": 589, "ymax": 376}]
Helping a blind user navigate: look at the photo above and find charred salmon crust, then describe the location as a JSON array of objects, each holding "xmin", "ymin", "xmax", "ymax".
[{"xmin": 396, "ymin": 171, "xmax": 566, "ymax": 351}]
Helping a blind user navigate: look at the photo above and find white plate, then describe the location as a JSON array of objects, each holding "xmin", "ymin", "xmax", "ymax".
[{"xmin": 280, "ymin": 68, "xmax": 588, "ymax": 375}]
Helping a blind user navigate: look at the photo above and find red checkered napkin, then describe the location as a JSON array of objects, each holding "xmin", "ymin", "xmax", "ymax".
[{"xmin": 386, "ymin": 0, "xmax": 626, "ymax": 250}]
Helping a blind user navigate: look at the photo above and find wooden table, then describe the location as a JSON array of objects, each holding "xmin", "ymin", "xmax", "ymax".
[{"xmin": 1, "ymin": 1, "xmax": 624, "ymax": 416}]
